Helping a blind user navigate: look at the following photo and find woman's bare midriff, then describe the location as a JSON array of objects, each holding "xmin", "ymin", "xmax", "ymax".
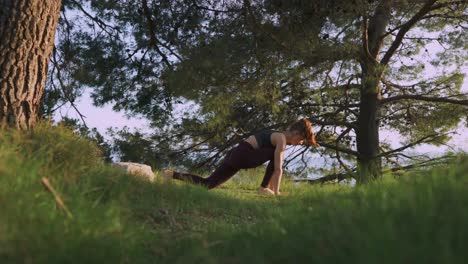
[
  {"xmin": 244, "ymin": 135, "xmax": 259, "ymax": 149},
  {"xmin": 245, "ymin": 132, "xmax": 283, "ymax": 149}
]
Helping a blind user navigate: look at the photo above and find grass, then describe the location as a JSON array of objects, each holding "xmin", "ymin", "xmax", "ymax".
[{"xmin": 0, "ymin": 123, "xmax": 467, "ymax": 263}]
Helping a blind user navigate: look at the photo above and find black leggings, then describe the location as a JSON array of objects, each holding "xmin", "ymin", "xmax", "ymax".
[{"xmin": 173, "ymin": 142, "xmax": 275, "ymax": 189}]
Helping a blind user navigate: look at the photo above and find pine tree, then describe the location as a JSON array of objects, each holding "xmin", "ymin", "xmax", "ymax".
[{"xmin": 51, "ymin": 0, "xmax": 467, "ymax": 182}]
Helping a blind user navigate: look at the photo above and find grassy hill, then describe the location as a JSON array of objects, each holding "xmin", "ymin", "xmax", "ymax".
[{"xmin": 1, "ymin": 124, "xmax": 467, "ymax": 263}]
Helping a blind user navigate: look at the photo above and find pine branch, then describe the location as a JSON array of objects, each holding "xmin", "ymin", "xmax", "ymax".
[
  {"xmin": 422, "ymin": 14, "xmax": 468, "ymax": 20},
  {"xmin": 69, "ymin": 0, "xmax": 119, "ymax": 35},
  {"xmin": 191, "ymin": 0, "xmax": 242, "ymax": 13},
  {"xmin": 283, "ymin": 145, "xmax": 310, "ymax": 168},
  {"xmin": 429, "ymin": 0, "xmax": 468, "ymax": 11},
  {"xmin": 381, "ymin": 94, "xmax": 468, "ymax": 105},
  {"xmin": 156, "ymin": 38, "xmax": 183, "ymax": 62},
  {"xmin": 51, "ymin": 48, "xmax": 88, "ymax": 127},
  {"xmin": 382, "ymin": 0, "xmax": 468, "ymax": 39},
  {"xmin": 376, "ymin": 133, "xmax": 440, "ymax": 158},
  {"xmin": 193, "ymin": 133, "xmax": 244, "ymax": 168},
  {"xmin": 298, "ymin": 102, "xmax": 360, "ymax": 108},
  {"xmin": 243, "ymin": 0, "xmax": 290, "ymax": 52},
  {"xmin": 381, "ymin": 78, "xmax": 462, "ymax": 96},
  {"xmin": 170, "ymin": 134, "xmax": 216, "ymax": 157},
  {"xmin": 309, "ymin": 117, "xmax": 358, "ymax": 130},
  {"xmin": 302, "ymin": 45, "xmax": 360, "ymax": 68},
  {"xmin": 293, "ymin": 172, "xmax": 351, "ymax": 184},
  {"xmin": 335, "ymin": 127, "xmax": 354, "ymax": 173},
  {"xmin": 361, "ymin": 16, "xmax": 378, "ymax": 63},
  {"xmin": 381, "ymin": 0, "xmax": 438, "ymax": 65},
  {"xmin": 317, "ymin": 141, "xmax": 359, "ymax": 157},
  {"xmin": 384, "ymin": 155, "xmax": 456, "ymax": 173},
  {"xmin": 142, "ymin": 0, "xmax": 172, "ymax": 68}
]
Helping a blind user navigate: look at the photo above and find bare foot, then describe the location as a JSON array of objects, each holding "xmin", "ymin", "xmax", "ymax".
[{"xmin": 257, "ymin": 187, "xmax": 275, "ymax": 196}]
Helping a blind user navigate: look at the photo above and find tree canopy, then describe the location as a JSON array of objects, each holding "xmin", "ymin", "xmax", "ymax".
[{"xmin": 45, "ymin": 0, "xmax": 468, "ymax": 182}]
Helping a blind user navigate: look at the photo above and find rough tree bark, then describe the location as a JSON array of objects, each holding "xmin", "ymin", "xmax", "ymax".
[
  {"xmin": 0, "ymin": 0, "xmax": 62, "ymax": 130},
  {"xmin": 356, "ymin": 0, "xmax": 391, "ymax": 183}
]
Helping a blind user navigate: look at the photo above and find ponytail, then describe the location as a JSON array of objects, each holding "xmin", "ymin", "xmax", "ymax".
[{"xmin": 288, "ymin": 118, "xmax": 319, "ymax": 146}]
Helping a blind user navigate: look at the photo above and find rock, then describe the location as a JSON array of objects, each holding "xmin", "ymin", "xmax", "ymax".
[{"xmin": 112, "ymin": 162, "xmax": 155, "ymax": 182}]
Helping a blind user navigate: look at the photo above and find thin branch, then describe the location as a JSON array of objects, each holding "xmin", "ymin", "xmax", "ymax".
[
  {"xmin": 383, "ymin": 155, "xmax": 456, "ymax": 173},
  {"xmin": 422, "ymin": 14, "xmax": 468, "ymax": 20},
  {"xmin": 381, "ymin": 78, "xmax": 457, "ymax": 96},
  {"xmin": 308, "ymin": 117, "xmax": 358, "ymax": 130},
  {"xmin": 394, "ymin": 152, "xmax": 431, "ymax": 161},
  {"xmin": 142, "ymin": 0, "xmax": 172, "ymax": 68},
  {"xmin": 380, "ymin": 0, "xmax": 438, "ymax": 65},
  {"xmin": 170, "ymin": 134, "xmax": 216, "ymax": 157},
  {"xmin": 284, "ymin": 146, "xmax": 310, "ymax": 168},
  {"xmin": 69, "ymin": 0, "xmax": 118, "ymax": 35},
  {"xmin": 299, "ymin": 102, "xmax": 360, "ymax": 108},
  {"xmin": 191, "ymin": 0, "xmax": 242, "ymax": 13},
  {"xmin": 429, "ymin": 1, "xmax": 468, "ymax": 11},
  {"xmin": 381, "ymin": 94, "xmax": 468, "ymax": 105},
  {"xmin": 383, "ymin": 1, "xmax": 468, "ymax": 36},
  {"xmin": 361, "ymin": 16, "xmax": 377, "ymax": 62},
  {"xmin": 333, "ymin": 20, "xmax": 355, "ymax": 42},
  {"xmin": 377, "ymin": 133, "xmax": 439, "ymax": 158},
  {"xmin": 335, "ymin": 127, "xmax": 353, "ymax": 173},
  {"xmin": 156, "ymin": 38, "xmax": 183, "ymax": 62},
  {"xmin": 41, "ymin": 177, "xmax": 73, "ymax": 219},
  {"xmin": 243, "ymin": 0, "xmax": 289, "ymax": 51},
  {"xmin": 193, "ymin": 132, "xmax": 246, "ymax": 168},
  {"xmin": 318, "ymin": 142, "xmax": 359, "ymax": 157},
  {"xmin": 51, "ymin": 48, "xmax": 88, "ymax": 127},
  {"xmin": 293, "ymin": 171, "xmax": 352, "ymax": 184}
]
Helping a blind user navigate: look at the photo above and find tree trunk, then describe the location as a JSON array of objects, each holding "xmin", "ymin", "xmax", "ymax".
[
  {"xmin": 356, "ymin": 0, "xmax": 391, "ymax": 183},
  {"xmin": 356, "ymin": 66, "xmax": 382, "ymax": 183},
  {"xmin": 0, "ymin": 0, "xmax": 62, "ymax": 130}
]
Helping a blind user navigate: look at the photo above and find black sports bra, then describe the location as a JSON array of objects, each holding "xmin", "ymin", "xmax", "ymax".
[{"xmin": 254, "ymin": 130, "xmax": 279, "ymax": 148}]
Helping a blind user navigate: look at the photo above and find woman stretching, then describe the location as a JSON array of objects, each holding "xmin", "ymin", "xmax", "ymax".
[{"xmin": 163, "ymin": 119, "xmax": 319, "ymax": 195}]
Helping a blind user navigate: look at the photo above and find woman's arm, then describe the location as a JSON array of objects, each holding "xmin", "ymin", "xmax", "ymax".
[{"xmin": 271, "ymin": 135, "xmax": 286, "ymax": 195}]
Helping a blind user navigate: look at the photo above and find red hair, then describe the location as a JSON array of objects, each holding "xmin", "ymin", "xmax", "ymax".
[{"xmin": 288, "ymin": 119, "xmax": 319, "ymax": 146}]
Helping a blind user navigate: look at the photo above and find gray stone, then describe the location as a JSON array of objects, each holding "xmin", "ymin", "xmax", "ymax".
[{"xmin": 112, "ymin": 162, "xmax": 155, "ymax": 182}]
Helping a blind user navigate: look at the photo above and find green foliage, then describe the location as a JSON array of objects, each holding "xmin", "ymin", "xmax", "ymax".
[
  {"xmin": 48, "ymin": 1, "xmax": 467, "ymax": 177},
  {"xmin": 0, "ymin": 123, "xmax": 103, "ymax": 182},
  {"xmin": 1, "ymin": 128, "xmax": 468, "ymax": 262},
  {"xmin": 57, "ymin": 117, "xmax": 113, "ymax": 163},
  {"xmin": 382, "ymin": 73, "xmax": 467, "ymax": 144},
  {"xmin": 108, "ymin": 126, "xmax": 173, "ymax": 169},
  {"xmin": 156, "ymin": 0, "xmax": 467, "ymax": 172},
  {"xmin": 0, "ymin": 125, "xmax": 147, "ymax": 262}
]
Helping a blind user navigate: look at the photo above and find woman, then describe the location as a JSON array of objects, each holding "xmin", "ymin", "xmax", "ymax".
[{"xmin": 163, "ymin": 119, "xmax": 319, "ymax": 195}]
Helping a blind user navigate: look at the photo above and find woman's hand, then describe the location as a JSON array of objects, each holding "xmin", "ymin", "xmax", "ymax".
[{"xmin": 267, "ymin": 178, "xmax": 281, "ymax": 196}]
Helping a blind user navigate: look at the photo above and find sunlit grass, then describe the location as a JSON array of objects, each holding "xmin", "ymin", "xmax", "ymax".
[{"xmin": 0, "ymin": 124, "xmax": 467, "ymax": 263}]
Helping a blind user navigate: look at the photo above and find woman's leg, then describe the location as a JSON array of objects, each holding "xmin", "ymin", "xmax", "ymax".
[
  {"xmin": 172, "ymin": 142, "xmax": 274, "ymax": 189},
  {"xmin": 206, "ymin": 163, "xmax": 240, "ymax": 189},
  {"xmin": 173, "ymin": 162, "xmax": 239, "ymax": 189},
  {"xmin": 260, "ymin": 160, "xmax": 275, "ymax": 188}
]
